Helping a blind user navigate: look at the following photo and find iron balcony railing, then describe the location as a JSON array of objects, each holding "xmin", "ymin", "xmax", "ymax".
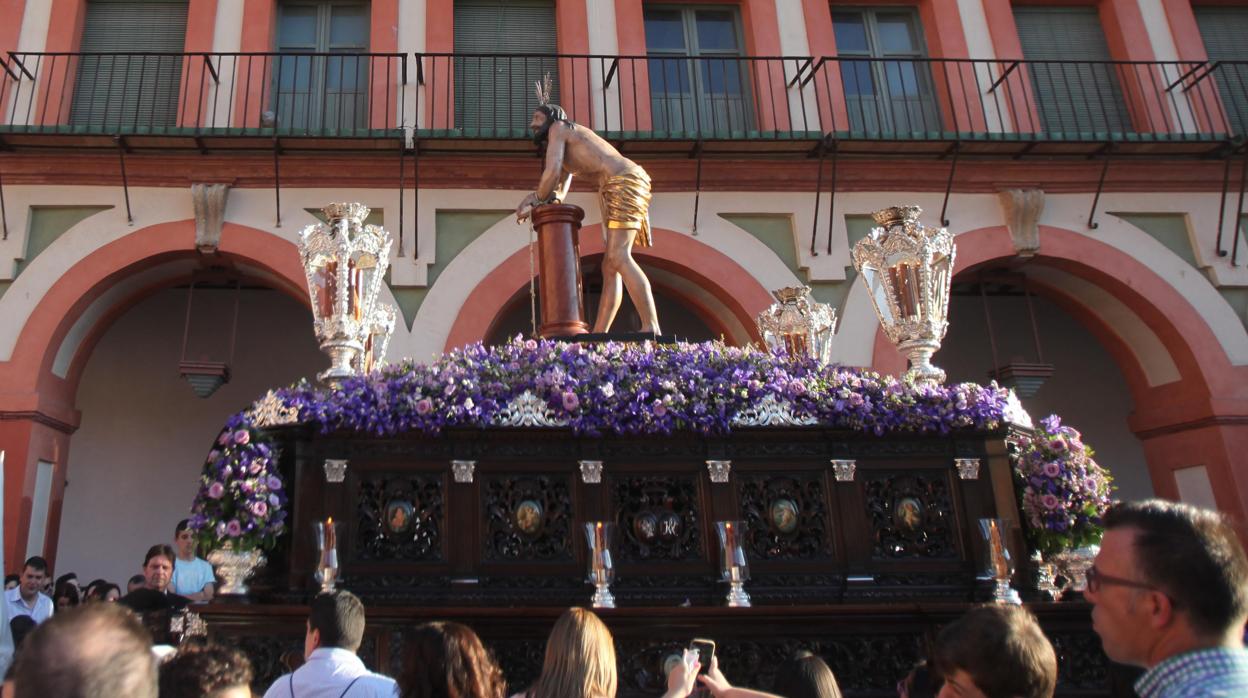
[{"xmin": 0, "ymin": 50, "xmax": 1244, "ymax": 144}]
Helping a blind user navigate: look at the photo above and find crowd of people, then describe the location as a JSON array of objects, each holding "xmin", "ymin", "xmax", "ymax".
[{"xmin": 0, "ymin": 498, "xmax": 1244, "ymax": 698}]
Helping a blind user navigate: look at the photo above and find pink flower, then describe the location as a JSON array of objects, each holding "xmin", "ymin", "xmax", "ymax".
[
  {"xmin": 1048, "ymin": 436, "xmax": 1068, "ymax": 452},
  {"xmin": 248, "ymin": 460, "xmax": 263, "ymax": 474},
  {"xmin": 207, "ymin": 482, "xmax": 225, "ymax": 499},
  {"xmin": 1043, "ymin": 462, "xmax": 1061, "ymax": 478},
  {"xmin": 415, "ymin": 398, "xmax": 433, "ymax": 415},
  {"xmin": 250, "ymin": 501, "xmax": 268, "ymax": 517},
  {"xmin": 233, "ymin": 430, "xmax": 250, "ymax": 446},
  {"xmin": 217, "ymin": 432, "xmax": 230, "ymax": 446},
  {"xmin": 524, "ymin": 339, "xmax": 538, "ymax": 350},
  {"xmin": 1041, "ymin": 494, "xmax": 1060, "ymax": 510},
  {"xmin": 225, "ymin": 520, "xmax": 242, "ymax": 537},
  {"xmin": 208, "ymin": 450, "xmax": 221, "ymax": 462},
  {"xmin": 652, "ymin": 400, "xmax": 667, "ymax": 417},
  {"xmin": 562, "ymin": 391, "xmax": 580, "ymax": 412}
]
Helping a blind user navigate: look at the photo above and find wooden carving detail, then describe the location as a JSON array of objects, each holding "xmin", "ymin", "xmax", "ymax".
[
  {"xmin": 482, "ymin": 475, "xmax": 574, "ymax": 561},
  {"xmin": 612, "ymin": 476, "xmax": 703, "ymax": 562},
  {"xmin": 355, "ymin": 474, "xmax": 445, "ymax": 561},
  {"xmin": 738, "ymin": 474, "xmax": 831, "ymax": 560},
  {"xmin": 863, "ymin": 472, "xmax": 958, "ymax": 559}
]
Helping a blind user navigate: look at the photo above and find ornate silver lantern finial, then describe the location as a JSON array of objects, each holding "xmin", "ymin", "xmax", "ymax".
[
  {"xmin": 756, "ymin": 286, "xmax": 837, "ymax": 365},
  {"xmin": 851, "ymin": 206, "xmax": 956, "ymax": 386},
  {"xmin": 298, "ymin": 203, "xmax": 393, "ymax": 385}
]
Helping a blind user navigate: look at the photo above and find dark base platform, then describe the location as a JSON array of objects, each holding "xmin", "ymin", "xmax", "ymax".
[{"xmin": 196, "ymin": 601, "xmax": 1131, "ymax": 698}]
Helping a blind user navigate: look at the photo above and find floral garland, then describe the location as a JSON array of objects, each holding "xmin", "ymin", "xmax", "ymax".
[
  {"xmin": 1014, "ymin": 414, "xmax": 1113, "ymax": 556},
  {"xmin": 189, "ymin": 337, "xmax": 1061, "ymax": 551},
  {"xmin": 188, "ymin": 413, "xmax": 288, "ymax": 551}
]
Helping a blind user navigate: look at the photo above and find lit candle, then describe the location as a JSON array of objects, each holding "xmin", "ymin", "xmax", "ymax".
[
  {"xmin": 325, "ymin": 517, "xmax": 335, "ymax": 551},
  {"xmin": 593, "ymin": 522, "xmax": 605, "ymax": 570}
]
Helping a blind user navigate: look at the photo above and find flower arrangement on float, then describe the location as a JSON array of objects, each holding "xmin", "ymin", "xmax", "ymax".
[
  {"xmin": 1014, "ymin": 414, "xmax": 1113, "ymax": 557},
  {"xmin": 188, "ymin": 414, "xmax": 288, "ymax": 552},
  {"xmin": 187, "ymin": 337, "xmax": 1109, "ymax": 562}
]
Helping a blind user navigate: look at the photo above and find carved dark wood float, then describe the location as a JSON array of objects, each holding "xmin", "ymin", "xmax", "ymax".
[{"xmin": 197, "ymin": 424, "xmax": 1129, "ymax": 697}]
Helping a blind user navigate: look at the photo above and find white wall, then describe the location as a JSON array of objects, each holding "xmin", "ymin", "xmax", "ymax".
[{"xmin": 56, "ymin": 287, "xmax": 324, "ymax": 586}]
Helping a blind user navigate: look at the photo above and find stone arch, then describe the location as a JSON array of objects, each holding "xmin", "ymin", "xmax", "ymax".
[{"xmin": 0, "ymin": 220, "xmax": 309, "ymax": 405}]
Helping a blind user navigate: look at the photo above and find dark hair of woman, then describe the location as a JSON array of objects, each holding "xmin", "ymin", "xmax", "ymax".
[
  {"xmin": 400, "ymin": 621, "xmax": 506, "ymax": 698},
  {"xmin": 53, "ymin": 581, "xmax": 81, "ymax": 610},
  {"xmin": 771, "ymin": 651, "xmax": 843, "ymax": 698}
]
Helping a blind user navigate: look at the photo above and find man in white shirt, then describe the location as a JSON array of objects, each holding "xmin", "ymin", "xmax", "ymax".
[
  {"xmin": 263, "ymin": 591, "xmax": 397, "ymax": 698},
  {"xmin": 170, "ymin": 519, "xmax": 215, "ymax": 602},
  {"xmin": 5, "ymin": 557, "xmax": 53, "ymax": 625}
]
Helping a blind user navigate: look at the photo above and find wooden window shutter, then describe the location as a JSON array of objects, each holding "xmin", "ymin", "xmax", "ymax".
[{"xmin": 453, "ymin": 0, "xmax": 558, "ymax": 135}]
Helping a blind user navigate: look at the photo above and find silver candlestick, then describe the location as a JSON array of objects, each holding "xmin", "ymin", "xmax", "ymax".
[
  {"xmin": 715, "ymin": 521, "xmax": 751, "ymax": 607},
  {"xmin": 585, "ymin": 522, "xmax": 616, "ymax": 608},
  {"xmin": 313, "ymin": 518, "xmax": 340, "ymax": 594},
  {"xmin": 979, "ymin": 518, "xmax": 1021, "ymax": 604}
]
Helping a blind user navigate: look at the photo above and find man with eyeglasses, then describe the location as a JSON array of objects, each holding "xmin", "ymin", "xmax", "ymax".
[{"xmin": 1084, "ymin": 499, "xmax": 1248, "ymax": 697}]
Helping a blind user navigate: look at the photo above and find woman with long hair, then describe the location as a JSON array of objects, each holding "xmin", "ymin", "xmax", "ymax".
[
  {"xmin": 401, "ymin": 621, "xmax": 506, "ymax": 698},
  {"xmin": 523, "ymin": 608, "xmax": 697, "ymax": 698}
]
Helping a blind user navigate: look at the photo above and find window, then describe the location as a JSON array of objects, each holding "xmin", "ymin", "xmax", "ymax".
[
  {"xmin": 454, "ymin": 0, "xmax": 558, "ymax": 135},
  {"xmin": 1194, "ymin": 6, "xmax": 1248, "ymax": 136},
  {"xmin": 273, "ymin": 0, "xmax": 370, "ymax": 132},
  {"xmin": 832, "ymin": 8, "xmax": 938, "ymax": 136},
  {"xmin": 644, "ymin": 6, "xmax": 752, "ymax": 135},
  {"xmin": 70, "ymin": 0, "xmax": 189, "ymax": 131},
  {"xmin": 1013, "ymin": 7, "xmax": 1129, "ymax": 135}
]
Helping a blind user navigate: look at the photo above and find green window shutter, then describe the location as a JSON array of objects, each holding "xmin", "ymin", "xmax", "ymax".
[
  {"xmin": 1013, "ymin": 7, "xmax": 1129, "ymax": 136},
  {"xmin": 1195, "ymin": 7, "xmax": 1248, "ymax": 135},
  {"xmin": 453, "ymin": 0, "xmax": 558, "ymax": 135},
  {"xmin": 71, "ymin": 0, "xmax": 189, "ymax": 132}
]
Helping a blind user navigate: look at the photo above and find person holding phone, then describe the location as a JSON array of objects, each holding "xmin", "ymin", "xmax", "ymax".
[{"xmin": 698, "ymin": 650, "xmax": 842, "ymax": 698}]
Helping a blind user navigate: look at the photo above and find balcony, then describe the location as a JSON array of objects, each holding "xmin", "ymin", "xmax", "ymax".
[{"xmin": 0, "ymin": 51, "xmax": 1240, "ymax": 158}]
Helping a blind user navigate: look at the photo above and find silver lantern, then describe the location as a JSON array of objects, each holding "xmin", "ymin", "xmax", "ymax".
[
  {"xmin": 298, "ymin": 203, "xmax": 393, "ymax": 385},
  {"xmin": 756, "ymin": 286, "xmax": 837, "ymax": 365},
  {"xmin": 851, "ymin": 206, "xmax": 955, "ymax": 386}
]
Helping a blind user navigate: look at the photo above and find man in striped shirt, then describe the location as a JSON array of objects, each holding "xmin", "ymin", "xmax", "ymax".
[{"xmin": 1084, "ymin": 499, "xmax": 1248, "ymax": 697}]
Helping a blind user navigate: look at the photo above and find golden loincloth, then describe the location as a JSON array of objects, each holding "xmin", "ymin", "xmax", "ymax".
[{"xmin": 598, "ymin": 167, "xmax": 653, "ymax": 247}]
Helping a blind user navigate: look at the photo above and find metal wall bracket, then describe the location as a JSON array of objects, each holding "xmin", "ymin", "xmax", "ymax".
[
  {"xmin": 115, "ymin": 136, "xmax": 133, "ymax": 225},
  {"xmin": 1087, "ymin": 145, "xmax": 1113, "ymax": 230},
  {"xmin": 939, "ymin": 141, "xmax": 960, "ymax": 227}
]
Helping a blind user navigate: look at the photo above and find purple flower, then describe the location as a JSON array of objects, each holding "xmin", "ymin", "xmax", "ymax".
[
  {"xmin": 1040, "ymin": 415, "xmax": 1061, "ymax": 433},
  {"xmin": 233, "ymin": 430, "xmax": 250, "ymax": 446},
  {"xmin": 415, "ymin": 398, "xmax": 432, "ymax": 415},
  {"xmin": 267, "ymin": 475, "xmax": 283, "ymax": 490},
  {"xmin": 652, "ymin": 400, "xmax": 667, "ymax": 417},
  {"xmin": 207, "ymin": 482, "xmax": 225, "ymax": 499},
  {"xmin": 562, "ymin": 391, "xmax": 580, "ymax": 412},
  {"xmin": 225, "ymin": 520, "xmax": 242, "ymax": 537}
]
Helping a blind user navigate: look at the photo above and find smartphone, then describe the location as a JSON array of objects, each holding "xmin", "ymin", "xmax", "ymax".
[{"xmin": 689, "ymin": 638, "xmax": 716, "ymax": 675}]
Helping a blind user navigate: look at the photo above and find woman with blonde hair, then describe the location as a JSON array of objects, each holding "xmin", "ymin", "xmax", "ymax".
[{"xmin": 523, "ymin": 607, "xmax": 698, "ymax": 698}]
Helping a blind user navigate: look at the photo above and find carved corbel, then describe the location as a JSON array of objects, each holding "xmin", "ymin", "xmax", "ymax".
[
  {"xmin": 192, "ymin": 183, "xmax": 231, "ymax": 254},
  {"xmin": 997, "ymin": 189, "xmax": 1044, "ymax": 258}
]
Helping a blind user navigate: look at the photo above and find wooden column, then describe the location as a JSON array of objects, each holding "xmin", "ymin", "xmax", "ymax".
[{"xmin": 531, "ymin": 203, "xmax": 590, "ymax": 338}]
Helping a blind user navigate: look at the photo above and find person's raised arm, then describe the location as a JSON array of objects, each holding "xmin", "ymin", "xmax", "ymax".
[{"xmin": 697, "ymin": 657, "xmax": 782, "ymax": 698}]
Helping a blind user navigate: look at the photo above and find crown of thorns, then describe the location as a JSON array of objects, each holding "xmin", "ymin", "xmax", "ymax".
[{"xmin": 534, "ymin": 73, "xmax": 553, "ymax": 107}]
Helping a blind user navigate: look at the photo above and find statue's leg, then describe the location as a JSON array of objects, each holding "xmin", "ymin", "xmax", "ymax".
[
  {"xmin": 606, "ymin": 227, "xmax": 661, "ymax": 335},
  {"xmin": 593, "ymin": 247, "xmax": 624, "ymax": 334}
]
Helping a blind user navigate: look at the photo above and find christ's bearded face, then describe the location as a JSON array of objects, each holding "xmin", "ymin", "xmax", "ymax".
[{"xmin": 531, "ymin": 110, "xmax": 552, "ymax": 145}]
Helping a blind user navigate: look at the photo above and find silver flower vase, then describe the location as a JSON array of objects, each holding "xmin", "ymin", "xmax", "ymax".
[{"xmin": 208, "ymin": 542, "xmax": 266, "ymax": 596}]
